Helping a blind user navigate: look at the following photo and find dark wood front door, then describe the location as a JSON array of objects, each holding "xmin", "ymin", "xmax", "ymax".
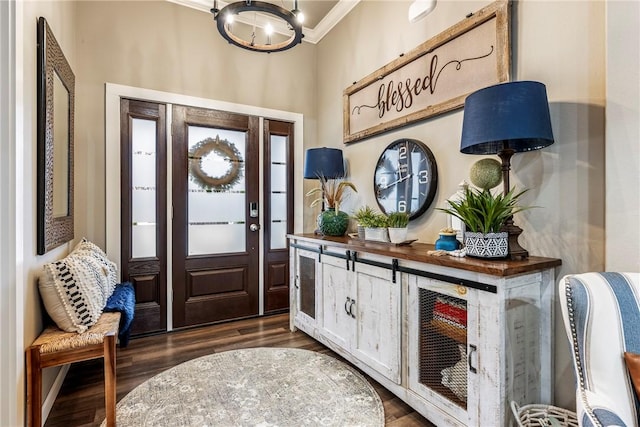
[{"xmin": 171, "ymin": 105, "xmax": 260, "ymax": 328}]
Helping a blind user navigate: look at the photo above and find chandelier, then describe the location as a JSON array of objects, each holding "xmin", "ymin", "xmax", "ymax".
[{"xmin": 211, "ymin": 1, "xmax": 305, "ymax": 53}]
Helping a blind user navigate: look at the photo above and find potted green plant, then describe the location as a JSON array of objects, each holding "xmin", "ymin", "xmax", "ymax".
[
  {"xmin": 386, "ymin": 211, "xmax": 410, "ymax": 244},
  {"xmin": 437, "ymin": 186, "xmax": 531, "ymax": 258},
  {"xmin": 352, "ymin": 205, "xmax": 377, "ymax": 239},
  {"xmin": 306, "ymin": 175, "xmax": 357, "ymax": 236},
  {"xmin": 359, "ymin": 211, "xmax": 389, "ymax": 242}
]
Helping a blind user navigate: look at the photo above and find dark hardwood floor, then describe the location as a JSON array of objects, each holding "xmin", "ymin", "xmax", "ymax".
[{"xmin": 44, "ymin": 313, "xmax": 434, "ymax": 427}]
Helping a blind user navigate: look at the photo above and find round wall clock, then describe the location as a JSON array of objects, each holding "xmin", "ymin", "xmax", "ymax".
[{"xmin": 374, "ymin": 138, "xmax": 438, "ymax": 220}]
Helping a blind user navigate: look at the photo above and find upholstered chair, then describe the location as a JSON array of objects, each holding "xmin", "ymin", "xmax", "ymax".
[{"xmin": 559, "ymin": 272, "xmax": 640, "ymax": 427}]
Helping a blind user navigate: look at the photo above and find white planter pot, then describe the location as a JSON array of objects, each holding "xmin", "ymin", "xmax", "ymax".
[
  {"xmin": 464, "ymin": 231, "xmax": 508, "ymax": 258},
  {"xmin": 387, "ymin": 227, "xmax": 408, "ymax": 244},
  {"xmin": 364, "ymin": 227, "xmax": 389, "ymax": 242}
]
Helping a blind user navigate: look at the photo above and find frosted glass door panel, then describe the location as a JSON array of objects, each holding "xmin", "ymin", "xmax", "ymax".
[
  {"xmin": 271, "ymin": 135, "xmax": 287, "ymax": 163},
  {"xmin": 188, "ymin": 224, "xmax": 246, "ymax": 255},
  {"xmin": 270, "ymin": 193, "xmax": 287, "ymax": 221},
  {"xmin": 270, "ymin": 135, "xmax": 288, "ymax": 250},
  {"xmin": 270, "ymin": 222, "xmax": 287, "ymax": 249},
  {"xmin": 132, "ymin": 118, "xmax": 157, "ymax": 152},
  {"xmin": 132, "ymin": 157, "xmax": 157, "ymax": 188},
  {"xmin": 270, "ymin": 163, "xmax": 287, "ymax": 192},
  {"xmin": 188, "ymin": 126, "xmax": 246, "ymax": 255},
  {"xmin": 132, "ymin": 224, "xmax": 157, "ymax": 259},
  {"xmin": 189, "ymin": 192, "xmax": 245, "ymax": 223},
  {"xmin": 132, "ymin": 188, "xmax": 156, "ymax": 223},
  {"xmin": 131, "ymin": 118, "xmax": 157, "ymax": 259}
]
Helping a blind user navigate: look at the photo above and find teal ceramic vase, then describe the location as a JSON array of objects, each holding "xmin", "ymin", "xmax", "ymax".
[
  {"xmin": 435, "ymin": 233, "xmax": 460, "ymax": 251},
  {"xmin": 318, "ymin": 208, "xmax": 349, "ymax": 236}
]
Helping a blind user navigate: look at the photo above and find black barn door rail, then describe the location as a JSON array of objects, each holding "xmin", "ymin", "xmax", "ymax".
[
  {"xmin": 396, "ymin": 265, "xmax": 497, "ymax": 293},
  {"xmin": 290, "ymin": 243, "xmax": 497, "ymax": 293},
  {"xmin": 289, "ymin": 242, "xmax": 322, "ymax": 262}
]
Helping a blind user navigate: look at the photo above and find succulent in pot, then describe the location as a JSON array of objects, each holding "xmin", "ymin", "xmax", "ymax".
[
  {"xmin": 386, "ymin": 211, "xmax": 410, "ymax": 243},
  {"xmin": 358, "ymin": 211, "xmax": 389, "ymax": 242},
  {"xmin": 353, "ymin": 205, "xmax": 377, "ymax": 239},
  {"xmin": 358, "ymin": 212, "xmax": 388, "ymax": 229},
  {"xmin": 386, "ymin": 211, "xmax": 410, "ymax": 228}
]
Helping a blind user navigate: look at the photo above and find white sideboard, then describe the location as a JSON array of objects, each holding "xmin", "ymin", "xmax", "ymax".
[{"xmin": 288, "ymin": 234, "xmax": 561, "ymax": 427}]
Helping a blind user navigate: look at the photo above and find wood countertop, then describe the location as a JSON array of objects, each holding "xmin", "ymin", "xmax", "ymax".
[{"xmin": 288, "ymin": 233, "xmax": 561, "ymax": 277}]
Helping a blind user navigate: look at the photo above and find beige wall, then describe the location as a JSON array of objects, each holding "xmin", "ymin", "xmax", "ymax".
[
  {"xmin": 20, "ymin": 1, "xmax": 79, "ymax": 424},
  {"xmin": 316, "ymin": 0, "xmax": 605, "ymax": 410},
  {"xmin": 74, "ymin": 0, "xmax": 318, "ymax": 249},
  {"xmin": 606, "ymin": 1, "xmax": 640, "ymax": 270}
]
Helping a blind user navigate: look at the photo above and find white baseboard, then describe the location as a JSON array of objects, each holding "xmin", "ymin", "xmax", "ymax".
[{"xmin": 41, "ymin": 364, "xmax": 69, "ymax": 425}]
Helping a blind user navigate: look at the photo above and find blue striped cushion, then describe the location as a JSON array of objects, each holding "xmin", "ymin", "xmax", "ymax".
[{"xmin": 560, "ymin": 272, "xmax": 640, "ymax": 427}]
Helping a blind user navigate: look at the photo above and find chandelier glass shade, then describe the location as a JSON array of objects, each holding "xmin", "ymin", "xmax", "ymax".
[{"xmin": 211, "ymin": 1, "xmax": 304, "ymax": 53}]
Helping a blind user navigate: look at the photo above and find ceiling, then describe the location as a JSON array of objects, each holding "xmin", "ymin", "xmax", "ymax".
[{"xmin": 167, "ymin": 0, "xmax": 361, "ymax": 44}]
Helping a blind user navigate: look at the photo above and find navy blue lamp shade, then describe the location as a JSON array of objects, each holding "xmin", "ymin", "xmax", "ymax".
[
  {"xmin": 460, "ymin": 81, "xmax": 554, "ymax": 155},
  {"xmin": 459, "ymin": 81, "xmax": 554, "ymax": 260},
  {"xmin": 303, "ymin": 148, "xmax": 345, "ymax": 179}
]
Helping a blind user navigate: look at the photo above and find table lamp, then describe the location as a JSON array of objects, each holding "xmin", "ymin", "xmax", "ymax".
[
  {"xmin": 303, "ymin": 147, "xmax": 345, "ymax": 211},
  {"xmin": 460, "ymin": 81, "xmax": 554, "ymax": 260}
]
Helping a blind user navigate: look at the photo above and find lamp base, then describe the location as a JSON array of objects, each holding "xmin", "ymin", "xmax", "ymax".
[{"xmin": 502, "ymin": 219, "xmax": 529, "ymax": 260}]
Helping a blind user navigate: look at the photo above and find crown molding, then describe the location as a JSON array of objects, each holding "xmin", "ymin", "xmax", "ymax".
[
  {"xmin": 166, "ymin": 0, "xmax": 361, "ymax": 45},
  {"xmin": 304, "ymin": 0, "xmax": 360, "ymax": 44}
]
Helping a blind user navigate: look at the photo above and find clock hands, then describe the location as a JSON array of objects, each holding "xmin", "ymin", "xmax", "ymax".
[{"xmin": 382, "ymin": 173, "xmax": 413, "ymax": 189}]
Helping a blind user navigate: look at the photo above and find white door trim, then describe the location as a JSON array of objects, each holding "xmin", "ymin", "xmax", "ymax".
[
  {"xmin": 1, "ymin": 0, "xmax": 24, "ymax": 425},
  {"xmin": 105, "ymin": 83, "xmax": 303, "ymax": 329}
]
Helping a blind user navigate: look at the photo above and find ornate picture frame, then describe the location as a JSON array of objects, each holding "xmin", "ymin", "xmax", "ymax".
[{"xmin": 37, "ymin": 17, "xmax": 75, "ymax": 254}]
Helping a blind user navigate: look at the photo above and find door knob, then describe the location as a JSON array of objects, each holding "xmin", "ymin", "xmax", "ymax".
[{"xmin": 250, "ymin": 223, "xmax": 261, "ymax": 232}]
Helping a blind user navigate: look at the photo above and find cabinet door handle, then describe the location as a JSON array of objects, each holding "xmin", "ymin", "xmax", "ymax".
[
  {"xmin": 349, "ymin": 299, "xmax": 356, "ymax": 318},
  {"xmin": 468, "ymin": 344, "xmax": 478, "ymax": 374},
  {"xmin": 344, "ymin": 297, "xmax": 351, "ymax": 315},
  {"xmin": 294, "ymin": 275, "xmax": 299, "ymax": 289}
]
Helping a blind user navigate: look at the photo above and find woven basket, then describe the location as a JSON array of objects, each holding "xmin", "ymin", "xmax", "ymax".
[{"xmin": 511, "ymin": 401, "xmax": 579, "ymax": 427}]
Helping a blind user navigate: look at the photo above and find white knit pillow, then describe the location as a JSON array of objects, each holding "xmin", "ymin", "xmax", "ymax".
[
  {"xmin": 71, "ymin": 238, "xmax": 118, "ymax": 301},
  {"xmin": 39, "ymin": 239, "xmax": 117, "ymax": 333}
]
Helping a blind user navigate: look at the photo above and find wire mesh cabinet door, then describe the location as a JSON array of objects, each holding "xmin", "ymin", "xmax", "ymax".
[
  {"xmin": 290, "ymin": 248, "xmax": 319, "ymax": 333},
  {"xmin": 407, "ymin": 274, "xmax": 480, "ymax": 426}
]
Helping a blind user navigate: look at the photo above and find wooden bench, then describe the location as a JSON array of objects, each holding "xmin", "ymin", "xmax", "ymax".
[{"xmin": 26, "ymin": 312, "xmax": 121, "ymax": 427}]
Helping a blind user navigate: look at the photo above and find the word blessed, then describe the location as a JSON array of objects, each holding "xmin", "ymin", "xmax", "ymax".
[{"xmin": 352, "ymin": 46, "xmax": 494, "ymax": 119}]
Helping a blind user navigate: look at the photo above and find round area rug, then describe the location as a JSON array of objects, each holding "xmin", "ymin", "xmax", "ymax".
[{"xmin": 106, "ymin": 347, "xmax": 384, "ymax": 427}]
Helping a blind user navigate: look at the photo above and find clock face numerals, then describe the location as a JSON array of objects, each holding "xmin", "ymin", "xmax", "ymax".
[{"xmin": 374, "ymin": 139, "xmax": 438, "ymax": 220}]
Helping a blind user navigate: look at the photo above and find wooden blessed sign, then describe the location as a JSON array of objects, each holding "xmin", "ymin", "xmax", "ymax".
[{"xmin": 343, "ymin": 0, "xmax": 510, "ymax": 144}]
